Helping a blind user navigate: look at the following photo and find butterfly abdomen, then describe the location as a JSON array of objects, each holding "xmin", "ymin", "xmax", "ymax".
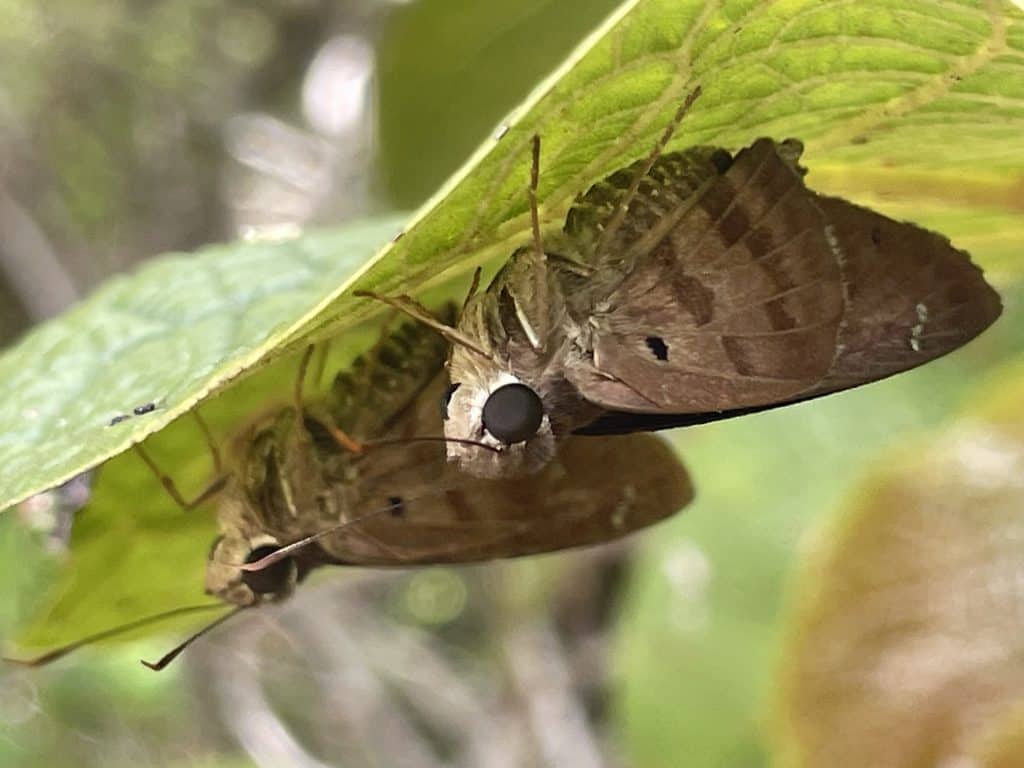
[{"xmin": 328, "ymin": 304, "xmax": 456, "ymax": 439}]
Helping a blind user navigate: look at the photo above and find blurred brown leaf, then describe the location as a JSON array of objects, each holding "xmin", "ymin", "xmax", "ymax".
[{"xmin": 774, "ymin": 360, "xmax": 1024, "ymax": 768}]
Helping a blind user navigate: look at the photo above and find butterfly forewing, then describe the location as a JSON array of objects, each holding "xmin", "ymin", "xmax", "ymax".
[{"xmin": 565, "ymin": 139, "xmax": 847, "ymax": 412}]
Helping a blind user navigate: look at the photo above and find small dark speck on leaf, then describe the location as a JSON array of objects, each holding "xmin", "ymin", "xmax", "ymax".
[
  {"xmin": 133, "ymin": 402, "xmax": 157, "ymax": 416},
  {"xmin": 108, "ymin": 414, "xmax": 131, "ymax": 426}
]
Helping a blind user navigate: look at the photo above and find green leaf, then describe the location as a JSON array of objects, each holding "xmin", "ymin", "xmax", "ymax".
[
  {"xmin": 771, "ymin": 359, "xmax": 1024, "ymax": 767},
  {"xmin": 0, "ymin": 217, "xmax": 406, "ymax": 512}
]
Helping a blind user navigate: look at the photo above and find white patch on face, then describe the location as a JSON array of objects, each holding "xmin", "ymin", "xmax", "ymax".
[
  {"xmin": 445, "ymin": 370, "xmax": 555, "ymax": 477},
  {"xmin": 611, "ymin": 484, "xmax": 637, "ymax": 530}
]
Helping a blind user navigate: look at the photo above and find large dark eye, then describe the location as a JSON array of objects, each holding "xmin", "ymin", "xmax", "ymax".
[
  {"xmin": 481, "ymin": 383, "xmax": 544, "ymax": 444},
  {"xmin": 241, "ymin": 545, "xmax": 294, "ymax": 595},
  {"xmin": 441, "ymin": 382, "xmax": 461, "ymax": 421}
]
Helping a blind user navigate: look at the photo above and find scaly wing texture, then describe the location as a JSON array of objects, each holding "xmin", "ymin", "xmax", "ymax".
[
  {"xmin": 313, "ymin": 374, "xmax": 692, "ymax": 565},
  {"xmin": 801, "ymin": 196, "xmax": 1002, "ymax": 396},
  {"xmin": 566, "ymin": 139, "xmax": 846, "ymax": 412}
]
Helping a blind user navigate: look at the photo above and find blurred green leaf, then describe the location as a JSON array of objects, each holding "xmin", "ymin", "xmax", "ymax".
[
  {"xmin": 0, "ymin": 217, "xmax": 405, "ymax": 513},
  {"xmin": 378, "ymin": 0, "xmax": 623, "ymax": 207},
  {"xmin": 771, "ymin": 358, "xmax": 1024, "ymax": 767}
]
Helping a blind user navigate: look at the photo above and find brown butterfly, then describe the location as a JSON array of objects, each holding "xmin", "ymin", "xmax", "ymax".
[
  {"xmin": 8, "ymin": 309, "xmax": 691, "ymax": 669},
  {"xmin": 362, "ymin": 89, "xmax": 1002, "ymax": 478}
]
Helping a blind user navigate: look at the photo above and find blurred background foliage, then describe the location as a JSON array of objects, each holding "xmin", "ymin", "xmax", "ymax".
[{"xmin": 0, "ymin": 1, "xmax": 1021, "ymax": 767}]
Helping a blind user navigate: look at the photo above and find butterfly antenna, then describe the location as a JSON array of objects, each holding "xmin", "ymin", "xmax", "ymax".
[
  {"xmin": 354, "ymin": 290, "xmax": 495, "ymax": 362},
  {"xmin": 461, "ymin": 267, "xmax": 483, "ymax": 315},
  {"xmin": 238, "ymin": 474, "xmax": 495, "ymax": 575},
  {"xmin": 365, "ymin": 435, "xmax": 499, "ymax": 453},
  {"xmin": 3, "ymin": 604, "xmax": 225, "ymax": 669},
  {"xmin": 525, "ymin": 134, "xmax": 552, "ymax": 349},
  {"xmin": 141, "ymin": 607, "xmax": 244, "ymax": 671},
  {"xmin": 529, "ymin": 134, "xmax": 545, "ymax": 261},
  {"xmin": 238, "ymin": 501, "xmax": 409, "ymax": 573},
  {"xmin": 595, "ymin": 85, "xmax": 703, "ymax": 259}
]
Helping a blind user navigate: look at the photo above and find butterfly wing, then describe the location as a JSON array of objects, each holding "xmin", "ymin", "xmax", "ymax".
[
  {"xmin": 314, "ymin": 376, "xmax": 692, "ymax": 566},
  {"xmin": 798, "ymin": 195, "xmax": 1002, "ymax": 396},
  {"xmin": 562, "ymin": 139, "xmax": 999, "ymax": 416}
]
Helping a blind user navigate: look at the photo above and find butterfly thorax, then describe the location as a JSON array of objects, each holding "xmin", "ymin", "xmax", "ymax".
[
  {"xmin": 443, "ymin": 146, "xmax": 742, "ymax": 477},
  {"xmin": 445, "ymin": 248, "xmax": 603, "ymax": 477},
  {"xmin": 207, "ymin": 409, "xmax": 347, "ymax": 606}
]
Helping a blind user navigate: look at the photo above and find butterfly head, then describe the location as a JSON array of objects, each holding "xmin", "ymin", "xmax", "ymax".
[
  {"xmin": 206, "ymin": 532, "xmax": 299, "ymax": 607},
  {"xmin": 442, "ymin": 369, "xmax": 556, "ymax": 478}
]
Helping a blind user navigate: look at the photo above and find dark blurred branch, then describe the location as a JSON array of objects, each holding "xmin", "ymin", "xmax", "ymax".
[
  {"xmin": 354, "ymin": 607, "xmax": 529, "ymax": 768},
  {"xmin": 0, "ymin": 185, "xmax": 77, "ymax": 322},
  {"xmin": 502, "ymin": 618, "xmax": 608, "ymax": 768}
]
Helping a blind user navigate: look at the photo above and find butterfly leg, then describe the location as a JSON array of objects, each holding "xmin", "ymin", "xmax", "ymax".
[
  {"xmin": 132, "ymin": 406, "xmax": 227, "ymax": 511},
  {"xmin": 134, "ymin": 446, "xmax": 228, "ymax": 512}
]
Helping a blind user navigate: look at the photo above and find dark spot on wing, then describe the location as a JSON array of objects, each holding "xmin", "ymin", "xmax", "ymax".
[
  {"xmin": 645, "ymin": 336, "xmax": 669, "ymax": 361},
  {"xmin": 871, "ymin": 226, "xmax": 882, "ymax": 246},
  {"xmin": 670, "ymin": 273, "xmax": 715, "ymax": 326},
  {"xmin": 387, "ymin": 496, "xmax": 405, "ymax": 517}
]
